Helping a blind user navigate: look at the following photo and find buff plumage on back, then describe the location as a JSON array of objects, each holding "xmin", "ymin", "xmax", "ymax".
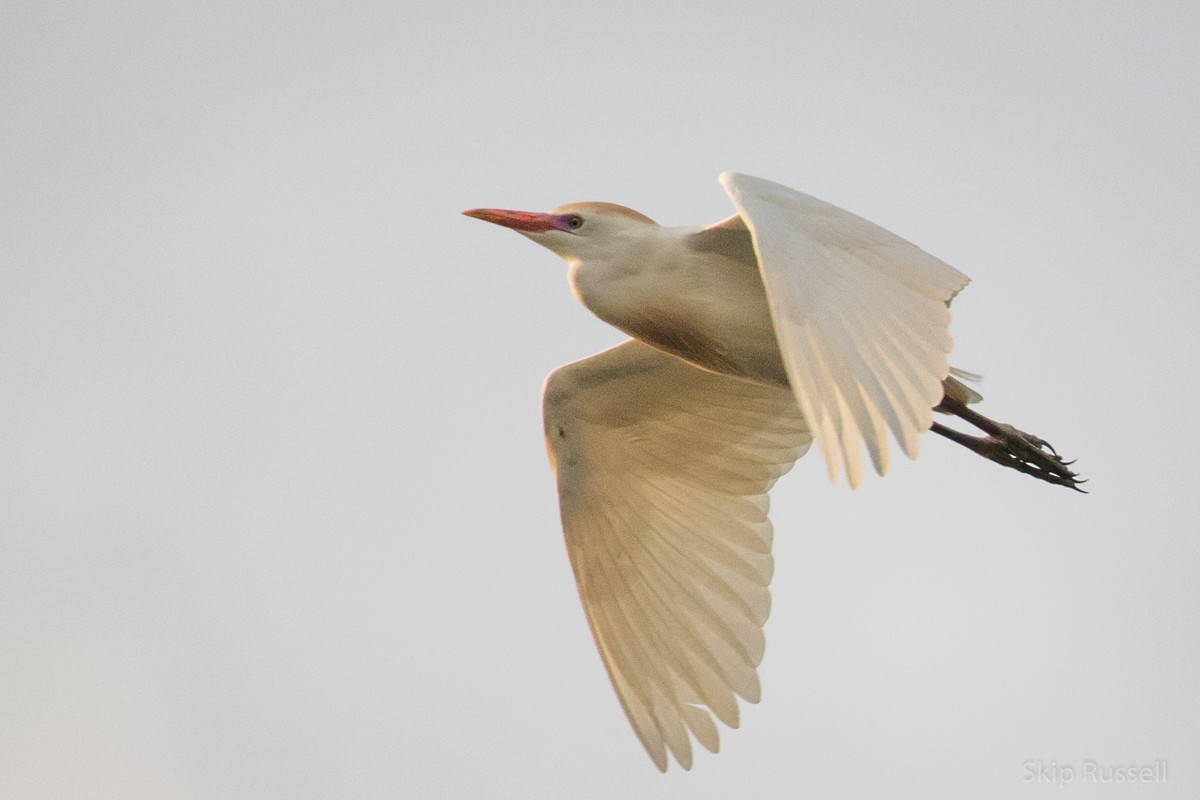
[
  {"xmin": 717, "ymin": 172, "xmax": 970, "ymax": 487},
  {"xmin": 543, "ymin": 340, "xmax": 811, "ymax": 771}
]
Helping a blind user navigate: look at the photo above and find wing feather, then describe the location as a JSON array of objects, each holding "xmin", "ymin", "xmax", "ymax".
[
  {"xmin": 543, "ymin": 339, "xmax": 811, "ymax": 771},
  {"xmin": 718, "ymin": 172, "xmax": 970, "ymax": 486}
]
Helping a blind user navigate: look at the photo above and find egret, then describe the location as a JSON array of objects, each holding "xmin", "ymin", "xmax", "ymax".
[{"xmin": 464, "ymin": 172, "xmax": 1081, "ymax": 771}]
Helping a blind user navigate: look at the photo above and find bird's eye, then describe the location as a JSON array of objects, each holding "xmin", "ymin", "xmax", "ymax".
[{"xmin": 567, "ymin": 215, "xmax": 584, "ymax": 230}]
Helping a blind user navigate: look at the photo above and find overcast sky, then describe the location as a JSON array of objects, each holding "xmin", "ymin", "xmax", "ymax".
[{"xmin": 3, "ymin": 1, "xmax": 1198, "ymax": 798}]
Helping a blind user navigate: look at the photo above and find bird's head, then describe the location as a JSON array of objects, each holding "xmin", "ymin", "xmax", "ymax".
[{"xmin": 463, "ymin": 202, "xmax": 658, "ymax": 265}]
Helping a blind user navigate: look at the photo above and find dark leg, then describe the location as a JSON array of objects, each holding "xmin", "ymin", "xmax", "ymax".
[{"xmin": 931, "ymin": 396, "xmax": 1085, "ymax": 492}]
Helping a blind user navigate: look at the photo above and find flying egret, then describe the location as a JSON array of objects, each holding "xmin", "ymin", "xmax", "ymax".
[{"xmin": 464, "ymin": 172, "xmax": 1082, "ymax": 772}]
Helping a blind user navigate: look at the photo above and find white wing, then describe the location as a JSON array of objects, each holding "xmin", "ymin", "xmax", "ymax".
[
  {"xmin": 543, "ymin": 339, "xmax": 811, "ymax": 771},
  {"xmin": 718, "ymin": 172, "xmax": 971, "ymax": 487}
]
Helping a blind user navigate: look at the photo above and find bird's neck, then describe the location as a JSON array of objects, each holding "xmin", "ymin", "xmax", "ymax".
[
  {"xmin": 565, "ymin": 226, "xmax": 789, "ymax": 386},
  {"xmin": 567, "ymin": 229, "xmax": 681, "ymax": 328},
  {"xmin": 566, "ymin": 228, "xmax": 742, "ymax": 375}
]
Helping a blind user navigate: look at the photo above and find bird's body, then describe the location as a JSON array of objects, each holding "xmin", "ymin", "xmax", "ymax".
[
  {"xmin": 563, "ymin": 209, "xmax": 788, "ymax": 386},
  {"xmin": 464, "ymin": 173, "xmax": 1081, "ymax": 772}
]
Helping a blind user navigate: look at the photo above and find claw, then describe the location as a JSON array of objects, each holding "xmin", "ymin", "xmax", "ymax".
[{"xmin": 931, "ymin": 397, "xmax": 1086, "ymax": 492}]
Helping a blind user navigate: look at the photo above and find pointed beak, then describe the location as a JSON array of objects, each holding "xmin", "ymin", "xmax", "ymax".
[{"xmin": 462, "ymin": 208, "xmax": 567, "ymax": 233}]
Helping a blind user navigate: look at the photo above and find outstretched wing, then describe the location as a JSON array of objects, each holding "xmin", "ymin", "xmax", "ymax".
[
  {"xmin": 543, "ymin": 339, "xmax": 811, "ymax": 771},
  {"xmin": 717, "ymin": 172, "xmax": 970, "ymax": 487}
]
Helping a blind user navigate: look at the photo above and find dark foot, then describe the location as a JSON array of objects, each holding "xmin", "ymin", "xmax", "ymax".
[
  {"xmin": 930, "ymin": 421, "xmax": 1086, "ymax": 492},
  {"xmin": 931, "ymin": 395, "xmax": 1085, "ymax": 492}
]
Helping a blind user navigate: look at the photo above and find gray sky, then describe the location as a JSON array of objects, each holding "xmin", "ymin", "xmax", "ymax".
[{"xmin": 3, "ymin": 1, "xmax": 1198, "ymax": 797}]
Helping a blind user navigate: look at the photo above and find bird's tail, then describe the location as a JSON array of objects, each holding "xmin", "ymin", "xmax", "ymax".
[{"xmin": 944, "ymin": 367, "xmax": 984, "ymax": 405}]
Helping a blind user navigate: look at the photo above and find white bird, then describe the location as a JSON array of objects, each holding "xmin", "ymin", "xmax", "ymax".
[{"xmin": 464, "ymin": 172, "xmax": 1081, "ymax": 772}]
